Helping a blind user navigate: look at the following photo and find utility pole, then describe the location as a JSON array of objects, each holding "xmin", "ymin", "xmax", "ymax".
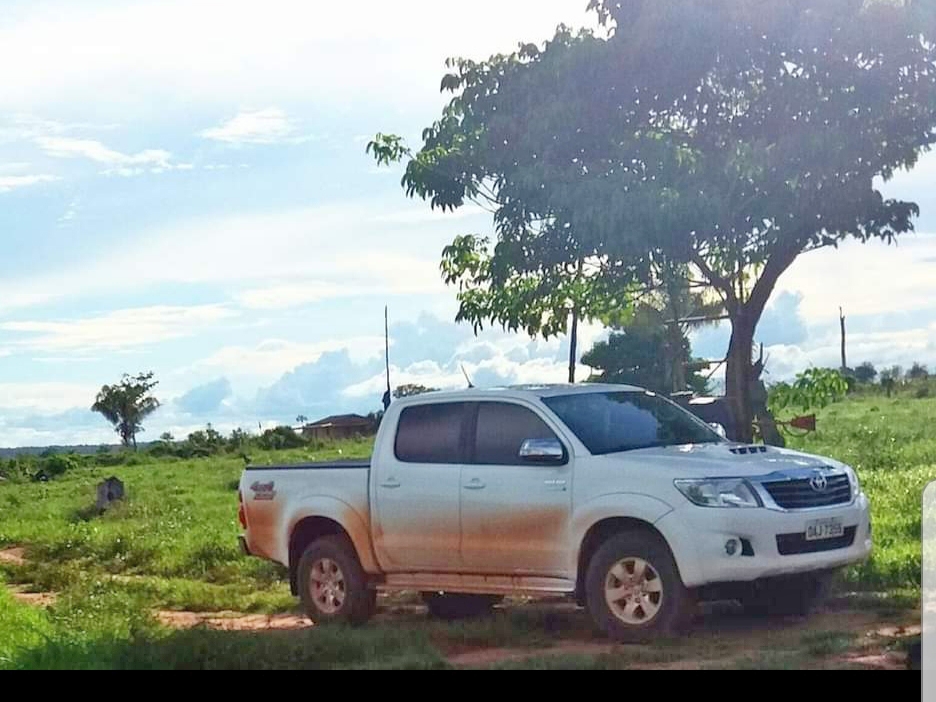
[
  {"xmin": 568, "ymin": 259, "xmax": 584, "ymax": 384},
  {"xmin": 382, "ymin": 306, "xmax": 392, "ymax": 411},
  {"xmin": 839, "ymin": 307, "xmax": 847, "ymax": 372}
]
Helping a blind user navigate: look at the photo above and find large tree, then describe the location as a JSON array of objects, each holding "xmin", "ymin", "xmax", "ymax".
[
  {"xmin": 91, "ymin": 372, "xmax": 161, "ymax": 450},
  {"xmin": 369, "ymin": 0, "xmax": 936, "ymax": 441}
]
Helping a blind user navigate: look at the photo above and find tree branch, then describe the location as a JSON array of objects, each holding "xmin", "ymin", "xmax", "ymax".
[
  {"xmin": 746, "ymin": 237, "xmax": 804, "ymax": 320},
  {"xmin": 690, "ymin": 249, "xmax": 737, "ymax": 310}
]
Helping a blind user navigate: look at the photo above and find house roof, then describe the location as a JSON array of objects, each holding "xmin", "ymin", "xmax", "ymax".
[{"xmin": 306, "ymin": 414, "xmax": 372, "ymax": 428}]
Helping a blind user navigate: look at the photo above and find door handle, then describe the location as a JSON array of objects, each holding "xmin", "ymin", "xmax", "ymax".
[
  {"xmin": 380, "ymin": 478, "xmax": 402, "ymax": 489},
  {"xmin": 463, "ymin": 478, "xmax": 486, "ymax": 490}
]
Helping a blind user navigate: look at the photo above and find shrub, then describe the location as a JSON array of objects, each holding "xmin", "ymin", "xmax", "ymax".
[
  {"xmin": 42, "ymin": 454, "xmax": 81, "ymax": 478},
  {"xmin": 257, "ymin": 426, "xmax": 306, "ymax": 450}
]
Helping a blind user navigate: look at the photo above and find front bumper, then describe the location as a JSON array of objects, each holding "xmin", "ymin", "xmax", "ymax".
[{"xmin": 656, "ymin": 492, "xmax": 873, "ymax": 588}]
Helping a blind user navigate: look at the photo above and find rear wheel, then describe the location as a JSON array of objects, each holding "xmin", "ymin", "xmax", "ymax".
[
  {"xmin": 584, "ymin": 531, "xmax": 693, "ymax": 642},
  {"xmin": 297, "ymin": 535, "xmax": 375, "ymax": 626},
  {"xmin": 421, "ymin": 592, "xmax": 503, "ymax": 620}
]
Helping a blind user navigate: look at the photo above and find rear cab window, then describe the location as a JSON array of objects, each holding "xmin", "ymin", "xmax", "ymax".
[{"xmin": 393, "ymin": 402, "xmax": 470, "ymax": 463}]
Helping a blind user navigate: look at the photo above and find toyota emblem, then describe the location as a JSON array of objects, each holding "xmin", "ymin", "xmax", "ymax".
[{"xmin": 809, "ymin": 472, "xmax": 828, "ymax": 492}]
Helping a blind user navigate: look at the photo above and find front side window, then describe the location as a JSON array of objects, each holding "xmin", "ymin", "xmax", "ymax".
[
  {"xmin": 473, "ymin": 402, "xmax": 560, "ymax": 465},
  {"xmin": 394, "ymin": 402, "xmax": 468, "ymax": 463},
  {"xmin": 542, "ymin": 391, "xmax": 724, "ymax": 456}
]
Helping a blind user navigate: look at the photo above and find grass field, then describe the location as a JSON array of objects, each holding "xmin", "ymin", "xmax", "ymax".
[{"xmin": 0, "ymin": 395, "xmax": 932, "ymax": 669}]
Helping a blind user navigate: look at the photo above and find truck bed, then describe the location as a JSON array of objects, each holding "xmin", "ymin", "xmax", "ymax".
[{"xmin": 239, "ymin": 459, "xmax": 373, "ymax": 565}]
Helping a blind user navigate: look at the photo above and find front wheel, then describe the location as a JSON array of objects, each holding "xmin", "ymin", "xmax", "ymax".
[
  {"xmin": 297, "ymin": 535, "xmax": 376, "ymax": 626},
  {"xmin": 584, "ymin": 531, "xmax": 693, "ymax": 642}
]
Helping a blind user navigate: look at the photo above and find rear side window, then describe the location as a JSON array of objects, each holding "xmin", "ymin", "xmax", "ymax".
[
  {"xmin": 473, "ymin": 402, "xmax": 560, "ymax": 466},
  {"xmin": 394, "ymin": 403, "xmax": 468, "ymax": 464}
]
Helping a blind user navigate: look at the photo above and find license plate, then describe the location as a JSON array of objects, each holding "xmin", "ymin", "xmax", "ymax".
[{"xmin": 805, "ymin": 517, "xmax": 844, "ymax": 541}]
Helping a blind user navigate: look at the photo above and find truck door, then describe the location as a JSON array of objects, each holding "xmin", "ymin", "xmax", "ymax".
[
  {"xmin": 371, "ymin": 401, "xmax": 469, "ymax": 571},
  {"xmin": 459, "ymin": 401, "xmax": 574, "ymax": 576}
]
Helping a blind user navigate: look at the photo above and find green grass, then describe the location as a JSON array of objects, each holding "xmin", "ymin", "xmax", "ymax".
[
  {"xmin": 0, "ymin": 395, "xmax": 931, "ymax": 668},
  {"xmin": 782, "ymin": 395, "xmax": 936, "ymax": 591}
]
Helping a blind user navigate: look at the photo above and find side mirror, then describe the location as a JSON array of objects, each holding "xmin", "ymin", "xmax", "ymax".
[
  {"xmin": 519, "ymin": 438, "xmax": 565, "ymax": 463},
  {"xmin": 710, "ymin": 423, "xmax": 728, "ymax": 439}
]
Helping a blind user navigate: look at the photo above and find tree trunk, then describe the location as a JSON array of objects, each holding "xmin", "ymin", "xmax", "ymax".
[
  {"xmin": 725, "ymin": 315, "xmax": 756, "ymax": 444},
  {"xmin": 568, "ymin": 306, "xmax": 579, "ymax": 384}
]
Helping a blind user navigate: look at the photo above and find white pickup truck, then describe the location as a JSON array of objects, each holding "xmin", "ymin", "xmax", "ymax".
[{"xmin": 237, "ymin": 383, "xmax": 872, "ymax": 641}]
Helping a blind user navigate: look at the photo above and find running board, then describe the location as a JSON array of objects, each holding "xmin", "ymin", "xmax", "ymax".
[{"xmin": 377, "ymin": 573, "xmax": 576, "ymax": 597}]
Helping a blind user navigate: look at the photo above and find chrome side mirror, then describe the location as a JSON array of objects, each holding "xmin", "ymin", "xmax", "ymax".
[
  {"xmin": 518, "ymin": 438, "xmax": 565, "ymax": 463},
  {"xmin": 710, "ymin": 423, "xmax": 728, "ymax": 439}
]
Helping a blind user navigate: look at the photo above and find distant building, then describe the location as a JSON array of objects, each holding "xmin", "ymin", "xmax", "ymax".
[{"xmin": 301, "ymin": 414, "xmax": 376, "ymax": 442}]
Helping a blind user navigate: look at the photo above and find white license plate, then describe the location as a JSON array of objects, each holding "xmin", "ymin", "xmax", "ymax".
[{"xmin": 805, "ymin": 517, "xmax": 845, "ymax": 541}]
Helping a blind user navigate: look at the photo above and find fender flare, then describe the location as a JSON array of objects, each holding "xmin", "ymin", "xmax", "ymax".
[{"xmin": 285, "ymin": 496, "xmax": 381, "ymax": 575}]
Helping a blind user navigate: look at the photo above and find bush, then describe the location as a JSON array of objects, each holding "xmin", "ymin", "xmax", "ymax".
[
  {"xmin": 41, "ymin": 454, "xmax": 81, "ymax": 478},
  {"xmin": 257, "ymin": 426, "xmax": 306, "ymax": 450}
]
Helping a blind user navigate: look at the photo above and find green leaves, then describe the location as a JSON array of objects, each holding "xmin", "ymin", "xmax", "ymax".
[
  {"xmin": 367, "ymin": 0, "xmax": 935, "ymax": 378},
  {"xmin": 768, "ymin": 368, "xmax": 850, "ymax": 414},
  {"xmin": 365, "ymin": 134, "xmax": 410, "ymax": 167}
]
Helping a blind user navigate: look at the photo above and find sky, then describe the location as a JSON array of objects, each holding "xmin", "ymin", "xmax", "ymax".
[{"xmin": 0, "ymin": 0, "xmax": 934, "ymax": 448}]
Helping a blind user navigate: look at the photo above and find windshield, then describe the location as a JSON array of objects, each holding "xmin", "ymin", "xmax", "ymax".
[{"xmin": 541, "ymin": 391, "xmax": 725, "ymax": 455}]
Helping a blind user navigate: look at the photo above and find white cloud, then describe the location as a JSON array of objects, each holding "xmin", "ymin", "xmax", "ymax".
[
  {"xmin": 0, "ymin": 304, "xmax": 238, "ymax": 354},
  {"xmin": 234, "ymin": 281, "xmax": 353, "ymax": 310},
  {"xmin": 200, "ymin": 108, "xmax": 309, "ymax": 145},
  {"xmin": 0, "ymin": 202, "xmax": 459, "ymax": 314},
  {"xmin": 775, "ymin": 233, "xmax": 936, "ymax": 325},
  {"xmin": 0, "ymin": 1, "xmax": 598, "ymax": 114},
  {"xmin": 0, "ymin": 382, "xmax": 99, "ymax": 412},
  {"xmin": 764, "ymin": 324, "xmax": 936, "ymax": 381},
  {"xmin": 186, "ymin": 336, "xmax": 386, "ymax": 385},
  {"xmin": 35, "ymin": 135, "xmax": 172, "ymax": 170},
  {"xmin": 0, "ymin": 173, "xmax": 59, "ymax": 192}
]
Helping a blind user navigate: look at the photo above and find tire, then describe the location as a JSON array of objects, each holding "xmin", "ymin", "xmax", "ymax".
[
  {"xmin": 421, "ymin": 592, "xmax": 503, "ymax": 620},
  {"xmin": 296, "ymin": 535, "xmax": 375, "ymax": 626},
  {"xmin": 740, "ymin": 572, "xmax": 832, "ymax": 617},
  {"xmin": 584, "ymin": 530, "xmax": 693, "ymax": 642}
]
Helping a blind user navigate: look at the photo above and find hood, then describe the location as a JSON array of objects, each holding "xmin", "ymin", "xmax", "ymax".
[{"xmin": 608, "ymin": 442, "xmax": 846, "ymax": 479}]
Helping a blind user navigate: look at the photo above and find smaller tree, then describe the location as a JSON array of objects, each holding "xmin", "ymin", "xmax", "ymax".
[
  {"xmin": 91, "ymin": 372, "xmax": 160, "ymax": 451},
  {"xmin": 853, "ymin": 362, "xmax": 878, "ymax": 385},
  {"xmin": 768, "ymin": 368, "xmax": 849, "ymax": 415},
  {"xmin": 907, "ymin": 363, "xmax": 930, "ymax": 381},
  {"xmin": 296, "ymin": 415, "xmax": 309, "ymax": 426},
  {"xmin": 582, "ymin": 306, "xmax": 711, "ymax": 396}
]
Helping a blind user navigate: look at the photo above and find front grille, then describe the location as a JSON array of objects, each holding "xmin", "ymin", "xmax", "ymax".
[
  {"xmin": 776, "ymin": 526, "xmax": 857, "ymax": 555},
  {"xmin": 762, "ymin": 474, "xmax": 851, "ymax": 509}
]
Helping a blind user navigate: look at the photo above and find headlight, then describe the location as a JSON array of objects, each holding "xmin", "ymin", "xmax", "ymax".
[
  {"xmin": 843, "ymin": 465, "xmax": 861, "ymax": 501},
  {"xmin": 674, "ymin": 478, "xmax": 762, "ymax": 508}
]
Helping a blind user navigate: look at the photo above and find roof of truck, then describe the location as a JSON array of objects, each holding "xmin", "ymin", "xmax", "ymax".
[{"xmin": 394, "ymin": 383, "xmax": 649, "ymax": 404}]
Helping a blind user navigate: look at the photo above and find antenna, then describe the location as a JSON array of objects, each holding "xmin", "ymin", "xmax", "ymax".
[
  {"xmin": 382, "ymin": 306, "xmax": 392, "ymax": 410},
  {"xmin": 461, "ymin": 364, "xmax": 475, "ymax": 389}
]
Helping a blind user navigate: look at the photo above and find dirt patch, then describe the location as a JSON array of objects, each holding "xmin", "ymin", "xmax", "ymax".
[
  {"xmin": 10, "ymin": 586, "xmax": 57, "ymax": 608},
  {"xmin": 872, "ymin": 624, "xmax": 920, "ymax": 639},
  {"xmin": 447, "ymin": 642, "xmax": 615, "ymax": 667},
  {"xmin": 0, "ymin": 547, "xmax": 26, "ymax": 566},
  {"xmin": 836, "ymin": 652, "xmax": 908, "ymax": 670},
  {"xmin": 155, "ymin": 610, "xmax": 313, "ymax": 631}
]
